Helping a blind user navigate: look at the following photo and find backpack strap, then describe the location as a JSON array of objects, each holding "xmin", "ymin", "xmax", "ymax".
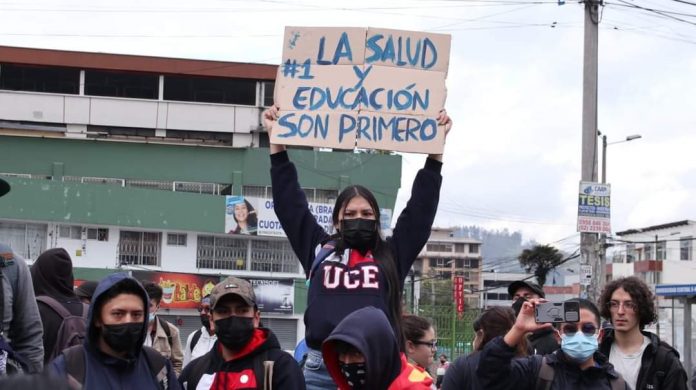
[
  {"xmin": 63, "ymin": 345, "xmax": 86, "ymax": 390},
  {"xmin": 190, "ymin": 329, "xmax": 203, "ymax": 353},
  {"xmin": 36, "ymin": 295, "xmax": 72, "ymax": 318},
  {"xmin": 143, "ymin": 346, "xmax": 170, "ymax": 390},
  {"xmin": 263, "ymin": 360, "xmax": 275, "ymax": 390},
  {"xmin": 645, "ymin": 343, "xmax": 670, "ymax": 388},
  {"xmin": 158, "ymin": 317, "xmax": 173, "ymax": 348},
  {"xmin": 252, "ymin": 350, "xmax": 270, "ymax": 390},
  {"xmin": 536, "ymin": 356, "xmax": 554, "ymax": 390},
  {"xmin": 306, "ymin": 240, "xmax": 336, "ymax": 286},
  {"xmin": 610, "ymin": 375, "xmax": 626, "ymax": 390}
]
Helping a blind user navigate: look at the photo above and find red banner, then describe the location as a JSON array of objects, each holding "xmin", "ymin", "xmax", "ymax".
[
  {"xmin": 453, "ymin": 276, "xmax": 464, "ymax": 315},
  {"xmin": 133, "ymin": 271, "xmax": 219, "ymax": 309}
]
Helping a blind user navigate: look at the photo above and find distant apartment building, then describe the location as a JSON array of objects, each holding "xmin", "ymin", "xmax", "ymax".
[{"xmin": 411, "ymin": 228, "xmax": 483, "ymax": 310}]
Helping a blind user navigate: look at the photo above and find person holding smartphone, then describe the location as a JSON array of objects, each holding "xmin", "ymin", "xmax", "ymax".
[{"xmin": 477, "ymin": 298, "xmax": 630, "ymax": 390}]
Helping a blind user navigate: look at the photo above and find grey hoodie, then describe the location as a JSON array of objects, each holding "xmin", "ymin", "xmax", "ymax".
[{"xmin": 0, "ymin": 243, "xmax": 44, "ymax": 373}]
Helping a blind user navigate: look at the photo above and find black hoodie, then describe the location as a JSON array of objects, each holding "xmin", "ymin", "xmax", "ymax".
[
  {"xmin": 49, "ymin": 273, "xmax": 179, "ymax": 389},
  {"xmin": 30, "ymin": 248, "xmax": 86, "ymax": 364}
]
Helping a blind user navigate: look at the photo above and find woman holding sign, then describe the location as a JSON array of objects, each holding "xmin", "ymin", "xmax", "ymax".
[{"xmin": 263, "ymin": 105, "xmax": 451, "ymax": 389}]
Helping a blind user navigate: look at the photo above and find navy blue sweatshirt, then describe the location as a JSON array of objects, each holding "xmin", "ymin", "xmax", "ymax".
[{"xmin": 270, "ymin": 151, "xmax": 442, "ymax": 349}]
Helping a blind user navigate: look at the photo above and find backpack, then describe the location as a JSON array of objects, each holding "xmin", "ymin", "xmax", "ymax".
[
  {"xmin": 536, "ymin": 356, "xmax": 626, "ymax": 390},
  {"xmin": 157, "ymin": 317, "xmax": 173, "ymax": 348},
  {"xmin": 0, "ymin": 259, "xmax": 28, "ymax": 375},
  {"xmin": 190, "ymin": 329, "xmax": 202, "ymax": 353},
  {"xmin": 306, "ymin": 240, "xmax": 337, "ymax": 286},
  {"xmin": 35, "ymin": 296, "xmax": 88, "ymax": 362},
  {"xmin": 186, "ymin": 349, "xmax": 274, "ymax": 390},
  {"xmin": 63, "ymin": 345, "xmax": 170, "ymax": 390},
  {"xmin": 642, "ymin": 342, "xmax": 672, "ymax": 390}
]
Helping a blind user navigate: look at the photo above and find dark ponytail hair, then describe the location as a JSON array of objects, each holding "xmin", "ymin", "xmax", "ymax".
[
  {"xmin": 330, "ymin": 185, "xmax": 404, "ymax": 349},
  {"xmin": 475, "ymin": 306, "xmax": 527, "ymax": 357}
]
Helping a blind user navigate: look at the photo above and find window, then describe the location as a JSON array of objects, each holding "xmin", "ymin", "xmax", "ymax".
[
  {"xmin": 681, "ymin": 237, "xmax": 692, "ymax": 261},
  {"xmin": 250, "ymin": 240, "xmax": 300, "ymax": 273},
  {"xmin": 86, "ymin": 228, "xmax": 109, "ymax": 241},
  {"xmin": 119, "ymin": 231, "xmax": 161, "ymax": 266},
  {"xmin": 59, "ymin": 225, "xmax": 83, "ymax": 239},
  {"xmin": 469, "ymin": 244, "xmax": 480, "ymax": 254},
  {"xmin": 85, "ymin": 69, "xmax": 158, "ymax": 99},
  {"xmin": 0, "ymin": 221, "xmax": 47, "ymax": 259},
  {"xmin": 454, "ymin": 243, "xmax": 466, "ymax": 253},
  {"xmin": 656, "ymin": 241, "xmax": 666, "ymax": 260},
  {"xmin": 262, "ymin": 81, "xmax": 275, "ymax": 107},
  {"xmin": 167, "ymin": 233, "xmax": 187, "ymax": 247},
  {"xmin": 315, "ymin": 189, "xmax": 338, "ymax": 204},
  {"xmin": 164, "ymin": 75, "xmax": 256, "ymax": 105},
  {"xmin": 626, "ymin": 244, "xmax": 636, "ymax": 263},
  {"xmin": 644, "ymin": 244, "xmax": 653, "ymax": 260},
  {"xmin": 431, "ymin": 258, "xmax": 450, "ymax": 268},
  {"xmin": 242, "ymin": 185, "xmax": 267, "ymax": 198},
  {"xmin": 0, "ymin": 63, "xmax": 80, "ymax": 94},
  {"xmin": 197, "ymin": 235, "xmax": 248, "ymax": 270},
  {"xmin": 427, "ymin": 243, "xmax": 453, "ymax": 252}
]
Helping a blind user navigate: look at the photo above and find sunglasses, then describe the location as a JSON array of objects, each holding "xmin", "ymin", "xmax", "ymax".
[
  {"xmin": 413, "ymin": 339, "xmax": 437, "ymax": 349},
  {"xmin": 561, "ymin": 323, "xmax": 597, "ymax": 336}
]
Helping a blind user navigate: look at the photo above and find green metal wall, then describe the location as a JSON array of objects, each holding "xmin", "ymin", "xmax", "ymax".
[{"xmin": 0, "ymin": 136, "xmax": 402, "ymax": 233}]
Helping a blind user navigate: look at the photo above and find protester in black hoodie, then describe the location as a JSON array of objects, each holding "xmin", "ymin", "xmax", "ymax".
[
  {"xmin": 30, "ymin": 248, "xmax": 88, "ymax": 364},
  {"xmin": 263, "ymin": 105, "xmax": 452, "ymax": 389}
]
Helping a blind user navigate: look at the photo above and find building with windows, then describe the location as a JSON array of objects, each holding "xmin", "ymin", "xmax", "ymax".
[
  {"xmin": 411, "ymin": 228, "xmax": 483, "ymax": 311},
  {"xmin": 609, "ymin": 220, "xmax": 696, "ymax": 361},
  {"xmin": 0, "ymin": 45, "xmax": 403, "ymax": 349}
]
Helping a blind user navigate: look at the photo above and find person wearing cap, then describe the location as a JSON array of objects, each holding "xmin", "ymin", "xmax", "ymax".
[
  {"xmin": 508, "ymin": 280, "xmax": 559, "ymax": 355},
  {"xmin": 178, "ymin": 276, "xmax": 305, "ymax": 389},
  {"xmin": 0, "ymin": 177, "xmax": 45, "ymax": 374},
  {"xmin": 182, "ymin": 294, "xmax": 217, "ymax": 368},
  {"xmin": 75, "ymin": 280, "xmax": 99, "ymax": 305}
]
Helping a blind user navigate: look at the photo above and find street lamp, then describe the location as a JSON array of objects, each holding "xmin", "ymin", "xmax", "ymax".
[
  {"xmin": 598, "ymin": 132, "xmax": 642, "ymax": 292},
  {"xmin": 601, "ymin": 133, "xmax": 642, "ymax": 184}
]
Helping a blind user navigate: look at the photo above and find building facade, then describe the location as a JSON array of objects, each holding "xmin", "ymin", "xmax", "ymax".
[{"xmin": 0, "ymin": 46, "xmax": 403, "ymax": 349}]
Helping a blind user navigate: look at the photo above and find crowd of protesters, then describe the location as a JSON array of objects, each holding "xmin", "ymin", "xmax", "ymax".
[{"xmin": 1, "ymin": 104, "xmax": 695, "ymax": 390}]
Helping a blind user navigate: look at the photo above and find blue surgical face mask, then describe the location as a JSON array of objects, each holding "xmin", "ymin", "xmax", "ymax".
[
  {"xmin": 561, "ymin": 332, "xmax": 598, "ymax": 362},
  {"xmin": 148, "ymin": 312, "xmax": 156, "ymax": 324}
]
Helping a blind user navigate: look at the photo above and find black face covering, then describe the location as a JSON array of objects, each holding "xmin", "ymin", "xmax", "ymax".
[
  {"xmin": 200, "ymin": 314, "xmax": 211, "ymax": 331},
  {"xmin": 215, "ymin": 316, "xmax": 255, "ymax": 351},
  {"xmin": 339, "ymin": 361, "xmax": 367, "ymax": 389},
  {"xmin": 340, "ymin": 218, "xmax": 378, "ymax": 253},
  {"xmin": 101, "ymin": 322, "xmax": 142, "ymax": 356},
  {"xmin": 512, "ymin": 296, "xmax": 527, "ymax": 316}
]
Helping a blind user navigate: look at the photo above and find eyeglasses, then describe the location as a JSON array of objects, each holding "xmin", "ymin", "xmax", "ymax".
[
  {"xmin": 607, "ymin": 301, "xmax": 637, "ymax": 312},
  {"xmin": 413, "ymin": 340, "xmax": 437, "ymax": 349},
  {"xmin": 561, "ymin": 323, "xmax": 597, "ymax": 336},
  {"xmin": 197, "ymin": 307, "xmax": 211, "ymax": 313}
]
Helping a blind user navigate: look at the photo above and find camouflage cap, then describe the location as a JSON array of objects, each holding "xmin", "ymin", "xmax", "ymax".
[{"xmin": 210, "ymin": 276, "xmax": 256, "ymax": 309}]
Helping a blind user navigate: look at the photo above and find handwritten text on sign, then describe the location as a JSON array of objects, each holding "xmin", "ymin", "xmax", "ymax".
[{"xmin": 272, "ymin": 27, "xmax": 451, "ymax": 154}]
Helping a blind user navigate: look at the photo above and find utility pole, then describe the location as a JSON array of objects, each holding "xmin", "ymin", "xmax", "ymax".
[{"xmin": 580, "ymin": 0, "xmax": 602, "ymax": 302}]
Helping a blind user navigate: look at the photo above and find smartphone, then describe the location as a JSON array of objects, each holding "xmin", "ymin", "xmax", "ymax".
[{"xmin": 534, "ymin": 301, "xmax": 580, "ymax": 323}]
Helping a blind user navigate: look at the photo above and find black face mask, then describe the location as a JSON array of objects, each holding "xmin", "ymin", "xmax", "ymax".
[
  {"xmin": 340, "ymin": 218, "xmax": 378, "ymax": 253},
  {"xmin": 339, "ymin": 361, "xmax": 367, "ymax": 389},
  {"xmin": 101, "ymin": 322, "xmax": 142, "ymax": 356},
  {"xmin": 215, "ymin": 316, "xmax": 255, "ymax": 351},
  {"xmin": 512, "ymin": 297, "xmax": 527, "ymax": 317},
  {"xmin": 200, "ymin": 314, "xmax": 211, "ymax": 331}
]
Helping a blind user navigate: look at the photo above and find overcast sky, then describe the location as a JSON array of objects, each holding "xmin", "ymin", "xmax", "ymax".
[{"xmin": 2, "ymin": 0, "xmax": 695, "ymax": 252}]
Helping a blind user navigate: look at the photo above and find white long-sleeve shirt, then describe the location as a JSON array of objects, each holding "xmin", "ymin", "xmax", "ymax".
[{"xmin": 182, "ymin": 326, "xmax": 217, "ymax": 368}]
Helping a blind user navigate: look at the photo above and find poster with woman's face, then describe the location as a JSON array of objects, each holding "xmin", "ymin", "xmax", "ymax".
[{"xmin": 225, "ymin": 196, "xmax": 258, "ymax": 235}]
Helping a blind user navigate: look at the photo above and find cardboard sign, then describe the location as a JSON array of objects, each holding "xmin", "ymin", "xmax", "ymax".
[{"xmin": 272, "ymin": 26, "xmax": 451, "ymax": 154}]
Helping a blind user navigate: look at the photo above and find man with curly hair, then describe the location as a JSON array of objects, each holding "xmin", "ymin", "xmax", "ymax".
[{"xmin": 598, "ymin": 276, "xmax": 688, "ymax": 390}]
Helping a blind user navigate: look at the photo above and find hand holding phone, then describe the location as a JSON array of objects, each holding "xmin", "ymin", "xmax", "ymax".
[{"xmin": 534, "ymin": 301, "xmax": 580, "ymax": 323}]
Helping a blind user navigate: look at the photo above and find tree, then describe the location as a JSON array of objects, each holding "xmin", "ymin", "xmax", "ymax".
[{"xmin": 517, "ymin": 244, "xmax": 564, "ymax": 287}]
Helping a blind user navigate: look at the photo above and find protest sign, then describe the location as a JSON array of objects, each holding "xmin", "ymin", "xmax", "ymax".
[{"xmin": 272, "ymin": 26, "xmax": 451, "ymax": 154}]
